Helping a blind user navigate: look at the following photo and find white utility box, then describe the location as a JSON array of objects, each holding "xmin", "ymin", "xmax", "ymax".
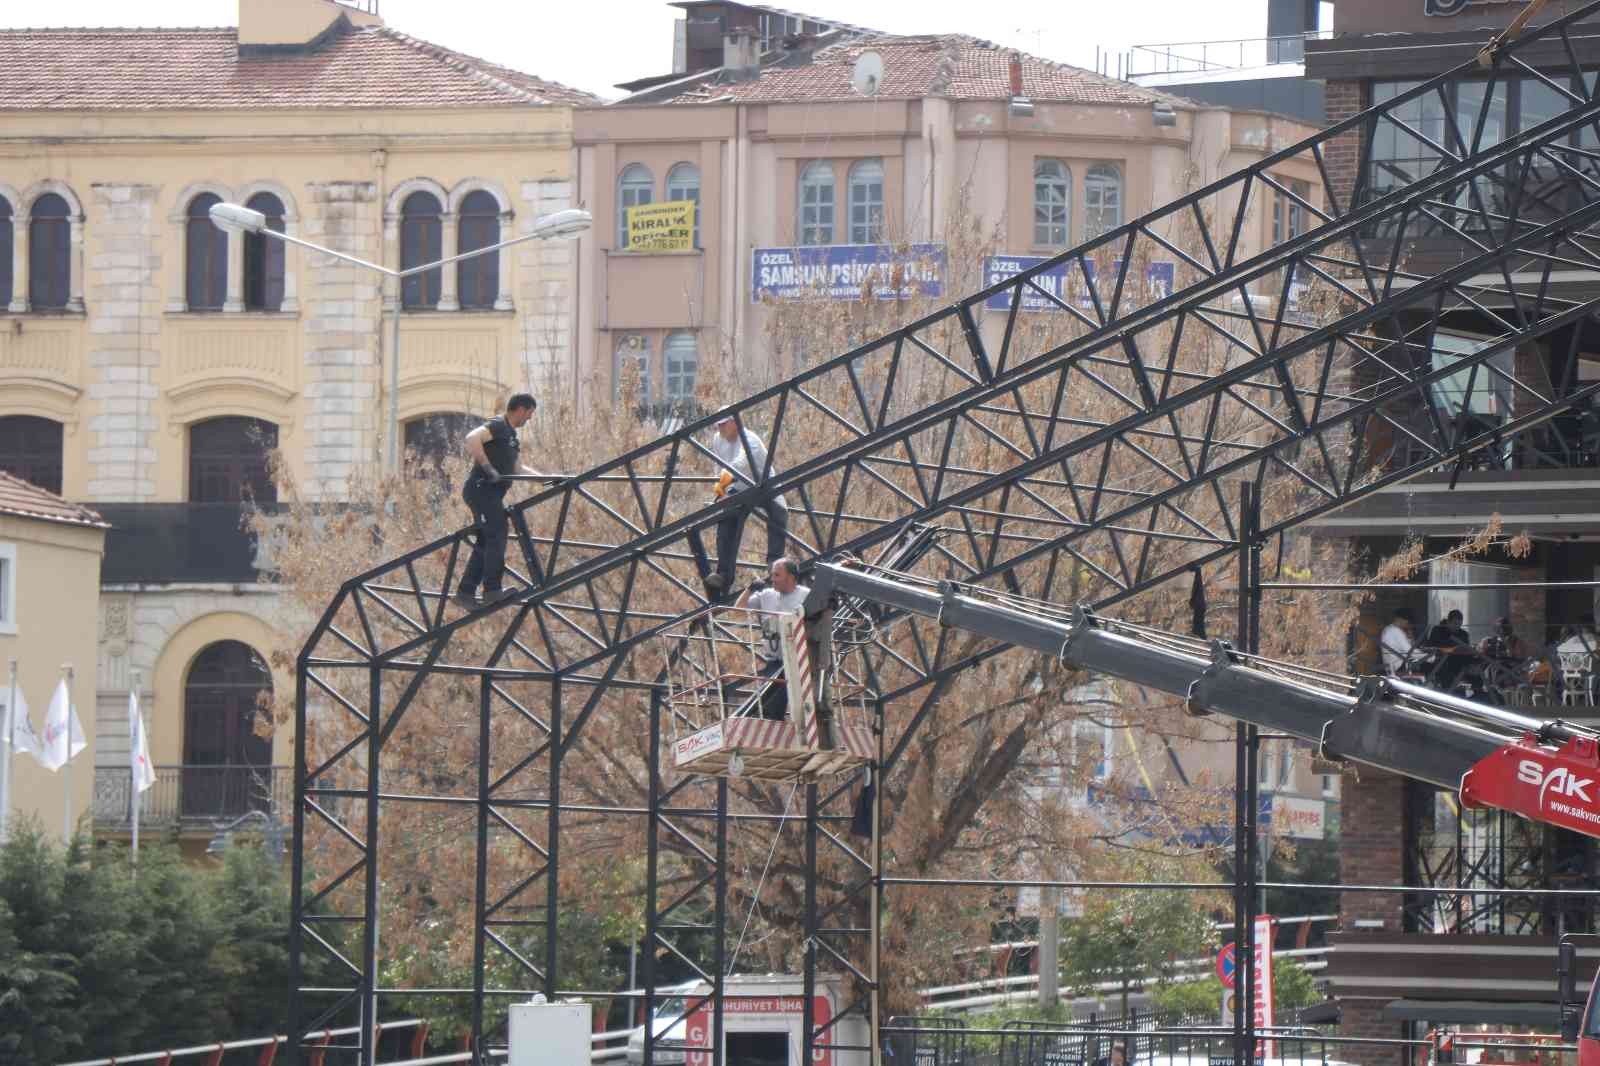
[{"xmin": 509, "ymin": 999, "xmax": 592, "ymax": 1066}]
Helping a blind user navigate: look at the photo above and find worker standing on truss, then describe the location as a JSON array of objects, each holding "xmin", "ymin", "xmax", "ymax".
[
  {"xmin": 735, "ymin": 556, "xmax": 810, "ymax": 720},
  {"xmin": 704, "ymin": 412, "xmax": 789, "ymax": 598},
  {"xmin": 452, "ymin": 393, "xmax": 548, "ymax": 611}
]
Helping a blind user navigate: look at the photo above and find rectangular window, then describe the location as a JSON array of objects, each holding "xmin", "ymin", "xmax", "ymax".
[
  {"xmin": 1430, "ymin": 330, "xmax": 1512, "ymax": 421},
  {"xmin": 0, "ymin": 542, "xmax": 15, "ymax": 634},
  {"xmin": 1273, "ymin": 178, "xmax": 1311, "ymax": 245},
  {"xmin": 1369, "ymin": 81, "xmax": 1448, "ymax": 199}
]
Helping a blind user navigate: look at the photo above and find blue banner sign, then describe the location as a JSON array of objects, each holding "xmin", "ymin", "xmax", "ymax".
[
  {"xmin": 752, "ymin": 243, "xmax": 947, "ymax": 302},
  {"xmin": 982, "ymin": 255, "xmax": 1176, "ymax": 313}
]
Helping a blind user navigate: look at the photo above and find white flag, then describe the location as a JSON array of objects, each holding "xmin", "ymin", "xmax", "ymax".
[
  {"xmin": 2, "ymin": 686, "xmax": 41, "ymax": 759},
  {"xmin": 129, "ymin": 690, "xmax": 155, "ymax": 793},
  {"xmin": 37, "ymin": 679, "xmax": 85, "ymax": 772}
]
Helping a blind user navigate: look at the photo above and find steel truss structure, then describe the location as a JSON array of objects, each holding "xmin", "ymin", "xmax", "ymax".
[{"xmin": 290, "ymin": 3, "xmax": 1600, "ymax": 1061}]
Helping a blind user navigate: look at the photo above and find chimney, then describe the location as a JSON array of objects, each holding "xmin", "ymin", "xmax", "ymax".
[
  {"xmin": 724, "ymin": 28, "xmax": 760, "ymax": 75},
  {"xmin": 237, "ymin": 0, "xmax": 381, "ymax": 54},
  {"xmin": 1008, "ymin": 53, "xmax": 1033, "ymax": 117}
]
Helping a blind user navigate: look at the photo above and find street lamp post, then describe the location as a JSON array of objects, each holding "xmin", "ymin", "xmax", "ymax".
[{"xmin": 210, "ymin": 201, "xmax": 591, "ymax": 471}]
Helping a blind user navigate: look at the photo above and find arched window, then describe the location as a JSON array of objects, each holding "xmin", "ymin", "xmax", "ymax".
[
  {"xmin": 1084, "ymin": 163, "xmax": 1123, "ymax": 239},
  {"xmin": 615, "ymin": 334, "xmax": 652, "ymax": 409},
  {"xmin": 242, "ymin": 192, "xmax": 285, "ymax": 312},
  {"xmin": 400, "ymin": 191, "xmax": 443, "ymax": 310},
  {"xmin": 182, "ymin": 640, "xmax": 273, "ymax": 818},
  {"xmin": 29, "ymin": 193, "xmax": 71, "ymax": 312},
  {"xmin": 617, "ymin": 164, "xmax": 654, "ymax": 249},
  {"xmin": 847, "ymin": 158, "xmax": 885, "ymax": 244},
  {"xmin": 0, "ymin": 198, "xmax": 13, "ymax": 309},
  {"xmin": 185, "ymin": 192, "xmax": 228, "ymax": 312},
  {"xmin": 664, "ymin": 331, "xmax": 699, "ymax": 408},
  {"xmin": 1033, "ymin": 159, "xmax": 1070, "ymax": 248},
  {"xmin": 0, "ymin": 415, "xmax": 64, "ymax": 495},
  {"xmin": 457, "ymin": 190, "xmax": 501, "ymax": 310},
  {"xmin": 188, "ymin": 417, "xmax": 278, "ymax": 504},
  {"xmin": 666, "ymin": 163, "xmax": 701, "ymax": 248},
  {"xmin": 798, "ymin": 161, "xmax": 835, "ymax": 246},
  {"xmin": 404, "ymin": 411, "xmax": 479, "ymax": 468},
  {"xmin": 185, "ymin": 192, "xmax": 228, "ymax": 311}
]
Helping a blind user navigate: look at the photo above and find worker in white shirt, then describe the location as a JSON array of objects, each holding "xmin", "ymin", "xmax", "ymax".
[
  {"xmin": 735, "ymin": 557, "xmax": 810, "ymax": 720},
  {"xmin": 1379, "ymin": 607, "xmax": 1416, "ymax": 676},
  {"xmin": 706, "ymin": 411, "xmax": 789, "ymax": 597}
]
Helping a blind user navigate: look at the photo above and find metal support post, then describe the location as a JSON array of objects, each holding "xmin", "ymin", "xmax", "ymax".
[
  {"xmin": 1232, "ymin": 480, "xmax": 1263, "ymax": 1066},
  {"xmin": 870, "ymin": 704, "xmax": 885, "ymax": 1066},
  {"xmin": 471, "ymin": 675, "xmax": 491, "ymax": 1062},
  {"xmin": 361, "ymin": 667, "xmax": 382, "ymax": 1066},
  {"xmin": 288, "ymin": 666, "xmax": 309, "ymax": 1066},
  {"xmin": 545, "ymin": 679, "xmax": 562, "ymax": 998},
  {"xmin": 713, "ymin": 778, "xmax": 728, "ymax": 1066},
  {"xmin": 803, "ymin": 783, "xmax": 820, "ymax": 1066},
  {"xmin": 644, "ymin": 688, "xmax": 663, "ymax": 1066}
]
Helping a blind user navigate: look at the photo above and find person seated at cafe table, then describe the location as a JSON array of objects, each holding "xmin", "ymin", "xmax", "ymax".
[
  {"xmin": 1424, "ymin": 609, "xmax": 1476, "ymax": 690},
  {"xmin": 1478, "ymin": 617, "xmax": 1528, "ymax": 660}
]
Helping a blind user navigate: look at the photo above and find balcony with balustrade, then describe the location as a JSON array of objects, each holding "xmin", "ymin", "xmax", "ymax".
[{"xmin": 94, "ymin": 764, "xmax": 292, "ymax": 840}]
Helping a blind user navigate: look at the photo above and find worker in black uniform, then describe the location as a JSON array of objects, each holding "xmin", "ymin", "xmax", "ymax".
[{"xmin": 452, "ymin": 393, "xmax": 547, "ymax": 610}]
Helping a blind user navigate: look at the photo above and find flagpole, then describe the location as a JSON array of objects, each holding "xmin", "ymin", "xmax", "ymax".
[
  {"xmin": 62, "ymin": 664, "xmax": 73, "ymax": 843},
  {"xmin": 131, "ymin": 670, "xmax": 141, "ymax": 869},
  {"xmin": 1, "ymin": 659, "xmax": 15, "ymax": 846}
]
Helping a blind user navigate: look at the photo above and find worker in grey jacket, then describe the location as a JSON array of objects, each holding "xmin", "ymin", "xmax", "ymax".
[{"xmin": 705, "ymin": 411, "xmax": 788, "ymax": 596}]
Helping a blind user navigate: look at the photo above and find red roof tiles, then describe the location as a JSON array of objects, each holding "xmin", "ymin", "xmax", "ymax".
[
  {"xmin": 637, "ymin": 34, "xmax": 1192, "ymax": 109},
  {"xmin": 0, "ymin": 472, "xmax": 108, "ymax": 530},
  {"xmin": 0, "ymin": 24, "xmax": 598, "ymax": 111}
]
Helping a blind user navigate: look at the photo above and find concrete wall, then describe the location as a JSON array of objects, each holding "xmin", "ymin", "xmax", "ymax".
[{"xmin": 0, "ymin": 512, "xmax": 106, "ymax": 842}]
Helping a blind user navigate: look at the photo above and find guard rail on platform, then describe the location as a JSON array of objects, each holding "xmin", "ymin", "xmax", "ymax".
[{"xmin": 58, "ymin": 1018, "xmax": 425, "ymax": 1066}]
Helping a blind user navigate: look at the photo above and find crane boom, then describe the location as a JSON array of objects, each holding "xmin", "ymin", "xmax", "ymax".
[{"xmin": 807, "ymin": 561, "xmax": 1600, "ymax": 835}]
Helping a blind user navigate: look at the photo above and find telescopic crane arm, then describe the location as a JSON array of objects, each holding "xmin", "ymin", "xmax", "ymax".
[{"xmin": 807, "ymin": 561, "xmax": 1600, "ymax": 838}]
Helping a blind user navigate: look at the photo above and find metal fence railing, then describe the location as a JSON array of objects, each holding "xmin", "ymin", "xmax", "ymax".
[{"xmin": 93, "ymin": 764, "xmax": 292, "ymax": 830}]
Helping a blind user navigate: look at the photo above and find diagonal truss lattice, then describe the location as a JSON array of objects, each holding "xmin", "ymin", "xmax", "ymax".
[{"xmin": 290, "ymin": 4, "xmax": 1600, "ymax": 1061}]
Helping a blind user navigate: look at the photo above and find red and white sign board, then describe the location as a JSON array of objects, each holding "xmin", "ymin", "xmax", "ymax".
[
  {"xmin": 1217, "ymin": 916, "xmax": 1275, "ymax": 1058},
  {"xmin": 683, "ymin": 994, "xmax": 833, "ymax": 1066},
  {"xmin": 1253, "ymin": 915, "xmax": 1275, "ymax": 1058}
]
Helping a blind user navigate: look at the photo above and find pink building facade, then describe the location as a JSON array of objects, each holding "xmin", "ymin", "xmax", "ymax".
[{"xmin": 571, "ymin": 11, "xmax": 1322, "ymax": 414}]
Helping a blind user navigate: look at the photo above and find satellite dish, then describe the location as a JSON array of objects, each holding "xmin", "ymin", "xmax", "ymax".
[{"xmin": 851, "ymin": 51, "xmax": 884, "ymax": 97}]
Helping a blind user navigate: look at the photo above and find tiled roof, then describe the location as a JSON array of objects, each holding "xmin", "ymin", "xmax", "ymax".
[
  {"xmin": 0, "ymin": 24, "xmax": 599, "ymax": 111},
  {"xmin": 642, "ymin": 34, "xmax": 1194, "ymax": 108},
  {"xmin": 0, "ymin": 472, "xmax": 108, "ymax": 531}
]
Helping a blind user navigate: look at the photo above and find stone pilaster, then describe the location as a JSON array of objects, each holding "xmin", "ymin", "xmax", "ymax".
[
  {"xmin": 84, "ymin": 182, "xmax": 161, "ymax": 501},
  {"xmin": 302, "ymin": 180, "xmax": 380, "ymax": 499},
  {"xmin": 518, "ymin": 179, "xmax": 575, "ymax": 403}
]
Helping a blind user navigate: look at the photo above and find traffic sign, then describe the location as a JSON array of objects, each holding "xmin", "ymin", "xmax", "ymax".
[{"xmin": 1216, "ymin": 943, "xmax": 1236, "ymax": 988}]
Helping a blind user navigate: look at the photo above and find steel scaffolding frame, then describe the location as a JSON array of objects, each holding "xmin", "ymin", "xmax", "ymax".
[{"xmin": 288, "ymin": 4, "xmax": 1600, "ymax": 1061}]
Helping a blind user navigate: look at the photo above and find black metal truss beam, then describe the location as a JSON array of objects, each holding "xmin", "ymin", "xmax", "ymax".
[
  {"xmin": 301, "ymin": 0, "xmax": 1600, "ymax": 678},
  {"xmin": 288, "ymin": 5, "xmax": 1600, "ymax": 1059}
]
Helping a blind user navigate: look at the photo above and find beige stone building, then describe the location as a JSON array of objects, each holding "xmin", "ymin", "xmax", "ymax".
[
  {"xmin": 0, "ymin": 0, "xmax": 591, "ymax": 849},
  {"xmin": 572, "ymin": 2, "xmax": 1323, "ymax": 410},
  {"xmin": 0, "ymin": 472, "xmax": 107, "ymax": 842}
]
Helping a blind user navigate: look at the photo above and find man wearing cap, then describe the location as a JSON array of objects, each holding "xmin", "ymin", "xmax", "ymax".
[
  {"xmin": 452, "ymin": 393, "xmax": 554, "ymax": 611},
  {"xmin": 705, "ymin": 411, "xmax": 789, "ymax": 596}
]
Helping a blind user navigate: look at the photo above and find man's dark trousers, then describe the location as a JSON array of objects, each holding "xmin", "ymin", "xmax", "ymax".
[
  {"xmin": 714, "ymin": 491, "xmax": 788, "ymax": 588},
  {"xmin": 460, "ymin": 477, "xmax": 512, "ymax": 597}
]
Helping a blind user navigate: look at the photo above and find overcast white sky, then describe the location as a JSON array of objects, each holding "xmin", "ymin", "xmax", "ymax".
[{"xmin": 3, "ymin": 0, "xmax": 1277, "ymax": 99}]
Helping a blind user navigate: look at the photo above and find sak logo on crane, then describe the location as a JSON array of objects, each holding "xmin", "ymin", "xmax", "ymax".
[{"xmin": 1517, "ymin": 759, "xmax": 1596, "ymax": 808}]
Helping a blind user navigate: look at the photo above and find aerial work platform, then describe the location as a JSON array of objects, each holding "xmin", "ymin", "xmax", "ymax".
[{"xmin": 660, "ymin": 603, "xmax": 875, "ymax": 782}]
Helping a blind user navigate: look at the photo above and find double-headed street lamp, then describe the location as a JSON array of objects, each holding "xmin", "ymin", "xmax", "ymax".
[{"xmin": 210, "ymin": 200, "xmax": 591, "ymax": 471}]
